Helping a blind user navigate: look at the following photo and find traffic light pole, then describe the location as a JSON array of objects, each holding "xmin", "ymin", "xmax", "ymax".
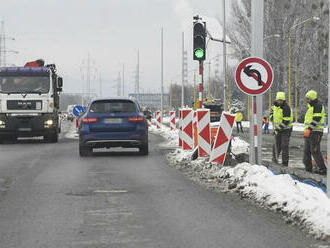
[{"xmin": 199, "ymin": 61, "xmax": 204, "ymax": 108}]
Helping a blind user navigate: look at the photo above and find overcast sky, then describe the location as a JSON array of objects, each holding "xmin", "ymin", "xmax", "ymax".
[{"xmin": 1, "ymin": 0, "xmax": 231, "ymax": 96}]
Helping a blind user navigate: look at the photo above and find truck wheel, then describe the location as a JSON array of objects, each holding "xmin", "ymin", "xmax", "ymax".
[
  {"xmin": 79, "ymin": 145, "xmax": 92, "ymax": 157},
  {"xmin": 139, "ymin": 142, "xmax": 149, "ymax": 155},
  {"xmin": 51, "ymin": 132, "xmax": 58, "ymax": 143}
]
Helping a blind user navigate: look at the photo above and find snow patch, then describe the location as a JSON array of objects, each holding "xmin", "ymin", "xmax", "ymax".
[
  {"xmin": 149, "ymin": 121, "xmax": 330, "ymax": 240},
  {"xmin": 64, "ymin": 122, "xmax": 79, "ymax": 139}
]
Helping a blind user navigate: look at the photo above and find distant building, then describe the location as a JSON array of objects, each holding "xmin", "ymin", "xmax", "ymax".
[{"xmin": 129, "ymin": 93, "xmax": 169, "ymax": 109}]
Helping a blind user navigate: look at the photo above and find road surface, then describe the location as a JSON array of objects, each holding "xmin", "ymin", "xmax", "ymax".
[{"xmin": 0, "ymin": 122, "xmax": 327, "ymax": 248}]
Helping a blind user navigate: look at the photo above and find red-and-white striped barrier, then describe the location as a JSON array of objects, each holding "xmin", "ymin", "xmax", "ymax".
[
  {"xmin": 156, "ymin": 111, "xmax": 162, "ymax": 129},
  {"xmin": 209, "ymin": 112, "xmax": 235, "ymax": 164},
  {"xmin": 197, "ymin": 109, "xmax": 211, "ymax": 157},
  {"xmin": 170, "ymin": 111, "xmax": 176, "ymax": 131},
  {"xmin": 181, "ymin": 108, "xmax": 194, "ymax": 150},
  {"xmin": 193, "ymin": 111, "xmax": 198, "ymax": 148},
  {"xmin": 179, "ymin": 109, "xmax": 182, "ymax": 146}
]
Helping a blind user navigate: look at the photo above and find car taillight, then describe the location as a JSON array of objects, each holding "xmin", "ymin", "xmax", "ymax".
[
  {"xmin": 128, "ymin": 116, "xmax": 144, "ymax": 122},
  {"xmin": 82, "ymin": 117, "xmax": 98, "ymax": 124}
]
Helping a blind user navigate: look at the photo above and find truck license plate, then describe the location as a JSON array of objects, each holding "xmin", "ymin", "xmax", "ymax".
[{"xmin": 104, "ymin": 118, "xmax": 122, "ymax": 124}]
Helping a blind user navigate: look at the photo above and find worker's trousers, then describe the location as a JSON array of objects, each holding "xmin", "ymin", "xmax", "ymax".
[
  {"xmin": 303, "ymin": 131, "xmax": 326, "ymax": 171},
  {"xmin": 273, "ymin": 129, "xmax": 291, "ymax": 165}
]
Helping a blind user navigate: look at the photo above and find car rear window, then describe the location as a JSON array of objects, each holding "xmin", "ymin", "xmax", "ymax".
[{"xmin": 89, "ymin": 100, "xmax": 137, "ymax": 113}]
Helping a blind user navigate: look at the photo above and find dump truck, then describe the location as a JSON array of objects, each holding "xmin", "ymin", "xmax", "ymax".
[
  {"xmin": 203, "ymin": 99, "xmax": 223, "ymax": 122},
  {"xmin": 0, "ymin": 61, "xmax": 63, "ymax": 142}
]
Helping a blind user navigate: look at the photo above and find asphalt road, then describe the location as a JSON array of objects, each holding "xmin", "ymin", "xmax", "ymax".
[{"xmin": 0, "ymin": 122, "xmax": 327, "ymax": 248}]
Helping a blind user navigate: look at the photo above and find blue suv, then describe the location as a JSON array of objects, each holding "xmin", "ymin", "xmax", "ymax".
[{"xmin": 78, "ymin": 97, "xmax": 148, "ymax": 156}]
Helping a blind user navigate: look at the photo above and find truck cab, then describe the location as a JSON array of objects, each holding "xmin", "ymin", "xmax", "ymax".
[
  {"xmin": 0, "ymin": 65, "xmax": 63, "ymax": 142},
  {"xmin": 203, "ymin": 99, "xmax": 223, "ymax": 122}
]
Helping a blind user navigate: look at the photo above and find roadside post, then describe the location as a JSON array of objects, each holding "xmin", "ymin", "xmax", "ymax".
[
  {"xmin": 237, "ymin": 0, "xmax": 266, "ymax": 164},
  {"xmin": 235, "ymin": 57, "xmax": 273, "ymax": 164},
  {"xmin": 170, "ymin": 111, "xmax": 176, "ymax": 131},
  {"xmin": 156, "ymin": 111, "xmax": 161, "ymax": 129},
  {"xmin": 181, "ymin": 108, "xmax": 194, "ymax": 150},
  {"xmin": 179, "ymin": 109, "xmax": 182, "ymax": 147},
  {"xmin": 197, "ymin": 108, "xmax": 211, "ymax": 157},
  {"xmin": 250, "ymin": 0, "xmax": 264, "ymax": 164},
  {"xmin": 209, "ymin": 112, "xmax": 235, "ymax": 164}
]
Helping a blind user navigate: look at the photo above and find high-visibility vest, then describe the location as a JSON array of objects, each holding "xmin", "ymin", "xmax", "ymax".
[
  {"xmin": 273, "ymin": 105, "xmax": 293, "ymax": 130},
  {"xmin": 262, "ymin": 118, "xmax": 269, "ymax": 124},
  {"xmin": 235, "ymin": 112, "xmax": 243, "ymax": 122},
  {"xmin": 304, "ymin": 103, "xmax": 325, "ymax": 132}
]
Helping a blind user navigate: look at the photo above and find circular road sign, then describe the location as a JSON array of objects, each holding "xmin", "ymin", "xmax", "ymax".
[
  {"xmin": 235, "ymin": 57, "xmax": 273, "ymax": 96},
  {"xmin": 72, "ymin": 105, "xmax": 85, "ymax": 117}
]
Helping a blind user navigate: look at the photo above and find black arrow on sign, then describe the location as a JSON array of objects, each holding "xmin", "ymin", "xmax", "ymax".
[{"xmin": 243, "ymin": 65, "xmax": 263, "ymax": 86}]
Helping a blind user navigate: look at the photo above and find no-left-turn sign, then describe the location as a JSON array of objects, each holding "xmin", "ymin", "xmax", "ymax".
[{"xmin": 235, "ymin": 57, "xmax": 273, "ymax": 96}]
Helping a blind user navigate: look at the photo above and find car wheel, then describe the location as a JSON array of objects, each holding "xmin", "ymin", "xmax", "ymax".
[
  {"xmin": 79, "ymin": 145, "xmax": 92, "ymax": 157},
  {"xmin": 139, "ymin": 142, "xmax": 149, "ymax": 155}
]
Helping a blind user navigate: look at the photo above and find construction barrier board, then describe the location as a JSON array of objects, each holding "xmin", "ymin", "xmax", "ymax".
[{"xmin": 209, "ymin": 113, "xmax": 235, "ymax": 164}]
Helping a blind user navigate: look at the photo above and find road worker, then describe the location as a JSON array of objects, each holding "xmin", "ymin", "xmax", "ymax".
[
  {"xmin": 262, "ymin": 116, "xmax": 270, "ymax": 134},
  {"xmin": 235, "ymin": 109, "xmax": 243, "ymax": 133},
  {"xmin": 303, "ymin": 90, "xmax": 327, "ymax": 175},
  {"xmin": 269, "ymin": 92, "xmax": 293, "ymax": 166}
]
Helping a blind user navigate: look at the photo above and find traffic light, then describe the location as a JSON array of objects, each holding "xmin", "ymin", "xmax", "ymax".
[{"xmin": 193, "ymin": 22, "xmax": 206, "ymax": 61}]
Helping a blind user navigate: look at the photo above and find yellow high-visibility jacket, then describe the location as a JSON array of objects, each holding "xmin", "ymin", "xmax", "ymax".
[
  {"xmin": 235, "ymin": 112, "xmax": 243, "ymax": 122},
  {"xmin": 304, "ymin": 100, "xmax": 325, "ymax": 132}
]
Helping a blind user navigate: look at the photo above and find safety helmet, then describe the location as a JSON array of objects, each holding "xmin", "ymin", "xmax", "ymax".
[
  {"xmin": 276, "ymin": 92, "xmax": 285, "ymax": 101},
  {"xmin": 305, "ymin": 90, "xmax": 317, "ymax": 100}
]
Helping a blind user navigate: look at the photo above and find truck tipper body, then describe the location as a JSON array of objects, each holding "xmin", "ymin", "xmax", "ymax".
[{"xmin": 203, "ymin": 99, "xmax": 223, "ymax": 122}]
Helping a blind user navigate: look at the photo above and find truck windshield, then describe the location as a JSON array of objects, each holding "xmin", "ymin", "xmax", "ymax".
[{"xmin": 0, "ymin": 76, "xmax": 50, "ymax": 94}]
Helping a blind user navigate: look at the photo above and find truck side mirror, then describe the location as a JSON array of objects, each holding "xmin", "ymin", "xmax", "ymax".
[{"xmin": 58, "ymin": 77, "xmax": 63, "ymax": 88}]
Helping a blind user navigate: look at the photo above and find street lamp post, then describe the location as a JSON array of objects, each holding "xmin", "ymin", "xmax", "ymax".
[{"xmin": 288, "ymin": 16, "xmax": 320, "ymax": 109}]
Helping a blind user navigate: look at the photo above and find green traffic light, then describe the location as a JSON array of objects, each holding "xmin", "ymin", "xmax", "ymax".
[{"xmin": 194, "ymin": 49, "xmax": 204, "ymax": 59}]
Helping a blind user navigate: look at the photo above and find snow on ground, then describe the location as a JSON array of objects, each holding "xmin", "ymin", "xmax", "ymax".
[
  {"xmin": 149, "ymin": 120, "xmax": 179, "ymax": 148},
  {"xmin": 241, "ymin": 121, "xmax": 327, "ymax": 133},
  {"xmin": 162, "ymin": 116, "xmax": 179, "ymax": 126},
  {"xmin": 210, "ymin": 121, "xmax": 328, "ymax": 133},
  {"xmin": 149, "ymin": 121, "xmax": 330, "ymax": 241},
  {"xmin": 231, "ymin": 136, "xmax": 249, "ymax": 154}
]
